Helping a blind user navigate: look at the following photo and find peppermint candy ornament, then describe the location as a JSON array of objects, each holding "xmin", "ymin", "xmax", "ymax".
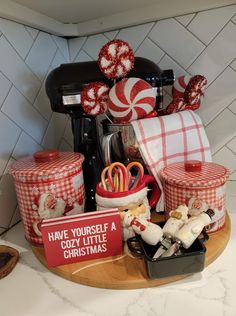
[
  {"xmin": 172, "ymin": 75, "xmax": 207, "ymax": 105},
  {"xmin": 108, "ymin": 77, "xmax": 156, "ymax": 123},
  {"xmin": 184, "ymin": 75, "xmax": 207, "ymax": 105},
  {"xmin": 166, "ymin": 97, "xmax": 185, "ymax": 114},
  {"xmin": 98, "ymin": 39, "xmax": 135, "ymax": 79},
  {"xmin": 172, "ymin": 75, "xmax": 191, "ymax": 99},
  {"xmin": 166, "ymin": 74, "xmax": 207, "ymax": 115},
  {"xmin": 81, "ymin": 82, "xmax": 109, "ymax": 116}
]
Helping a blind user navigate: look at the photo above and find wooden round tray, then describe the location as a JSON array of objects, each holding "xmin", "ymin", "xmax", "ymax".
[{"xmin": 32, "ymin": 213, "xmax": 231, "ymax": 289}]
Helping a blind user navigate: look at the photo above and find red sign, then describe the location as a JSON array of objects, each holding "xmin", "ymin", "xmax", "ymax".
[{"xmin": 41, "ymin": 209, "xmax": 123, "ymax": 267}]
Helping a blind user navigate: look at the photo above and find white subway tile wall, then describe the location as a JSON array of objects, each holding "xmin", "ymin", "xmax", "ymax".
[
  {"xmin": 0, "ymin": 20, "xmax": 72, "ymax": 233},
  {"xmin": 68, "ymin": 37, "xmax": 87, "ymax": 61},
  {"xmin": 1, "ymin": 5, "xmax": 236, "ymax": 233}
]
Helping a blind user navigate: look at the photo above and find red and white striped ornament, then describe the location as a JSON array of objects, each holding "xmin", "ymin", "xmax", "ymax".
[
  {"xmin": 108, "ymin": 77, "xmax": 156, "ymax": 123},
  {"xmin": 81, "ymin": 82, "xmax": 109, "ymax": 116},
  {"xmin": 184, "ymin": 75, "xmax": 207, "ymax": 105},
  {"xmin": 166, "ymin": 97, "xmax": 186, "ymax": 114},
  {"xmin": 172, "ymin": 75, "xmax": 191, "ymax": 99},
  {"xmin": 166, "ymin": 75, "xmax": 207, "ymax": 114},
  {"xmin": 98, "ymin": 39, "xmax": 135, "ymax": 79}
]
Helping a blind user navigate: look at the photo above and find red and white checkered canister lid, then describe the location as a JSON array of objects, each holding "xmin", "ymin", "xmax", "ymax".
[
  {"xmin": 9, "ymin": 150, "xmax": 84, "ymax": 183},
  {"xmin": 160, "ymin": 160, "xmax": 229, "ymax": 188}
]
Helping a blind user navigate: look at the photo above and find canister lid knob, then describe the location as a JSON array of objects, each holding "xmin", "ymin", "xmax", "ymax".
[
  {"xmin": 34, "ymin": 150, "xmax": 59, "ymax": 162},
  {"xmin": 184, "ymin": 160, "xmax": 202, "ymax": 172}
]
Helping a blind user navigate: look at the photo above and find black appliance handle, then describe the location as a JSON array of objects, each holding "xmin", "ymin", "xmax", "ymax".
[
  {"xmin": 72, "ymin": 115, "xmax": 104, "ymax": 211},
  {"xmin": 126, "ymin": 237, "xmax": 144, "ymax": 258}
]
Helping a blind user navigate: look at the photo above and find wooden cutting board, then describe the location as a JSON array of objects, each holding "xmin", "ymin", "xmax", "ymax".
[{"xmin": 32, "ymin": 212, "xmax": 231, "ymax": 289}]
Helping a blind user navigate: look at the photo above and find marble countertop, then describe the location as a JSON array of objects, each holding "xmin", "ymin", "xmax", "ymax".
[{"xmin": 1, "ymin": 210, "xmax": 235, "ymax": 316}]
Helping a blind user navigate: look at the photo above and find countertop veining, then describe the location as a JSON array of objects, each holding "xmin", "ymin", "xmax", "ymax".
[{"xmin": 0, "ymin": 206, "xmax": 236, "ymax": 316}]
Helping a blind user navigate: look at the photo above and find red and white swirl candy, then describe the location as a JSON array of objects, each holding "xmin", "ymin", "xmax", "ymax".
[
  {"xmin": 172, "ymin": 75, "xmax": 191, "ymax": 100},
  {"xmin": 172, "ymin": 75, "xmax": 207, "ymax": 105},
  {"xmin": 108, "ymin": 78, "xmax": 156, "ymax": 123},
  {"xmin": 166, "ymin": 75, "xmax": 207, "ymax": 114},
  {"xmin": 81, "ymin": 82, "xmax": 109, "ymax": 116},
  {"xmin": 184, "ymin": 75, "xmax": 207, "ymax": 105},
  {"xmin": 166, "ymin": 97, "xmax": 186, "ymax": 114},
  {"xmin": 98, "ymin": 39, "xmax": 135, "ymax": 79}
]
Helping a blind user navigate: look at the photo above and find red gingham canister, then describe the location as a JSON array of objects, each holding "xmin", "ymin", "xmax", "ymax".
[
  {"xmin": 9, "ymin": 150, "xmax": 85, "ymax": 245},
  {"xmin": 160, "ymin": 160, "xmax": 229, "ymax": 233}
]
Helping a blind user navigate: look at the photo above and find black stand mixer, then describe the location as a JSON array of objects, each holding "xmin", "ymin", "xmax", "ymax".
[{"xmin": 45, "ymin": 57, "xmax": 174, "ymax": 211}]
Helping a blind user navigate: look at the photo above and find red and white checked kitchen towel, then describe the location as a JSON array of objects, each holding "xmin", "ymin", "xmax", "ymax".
[{"xmin": 131, "ymin": 110, "xmax": 212, "ymax": 211}]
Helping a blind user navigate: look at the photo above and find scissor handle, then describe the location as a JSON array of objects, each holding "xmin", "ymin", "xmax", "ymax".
[
  {"xmin": 126, "ymin": 162, "xmax": 144, "ymax": 190},
  {"xmin": 108, "ymin": 162, "xmax": 128, "ymax": 192}
]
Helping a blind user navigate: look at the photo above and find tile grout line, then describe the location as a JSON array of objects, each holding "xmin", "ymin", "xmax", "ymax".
[
  {"xmin": 229, "ymin": 64, "xmax": 236, "ymax": 72},
  {"xmin": 226, "ymin": 144, "xmax": 236, "ymax": 157},
  {"xmin": 73, "ymin": 48, "xmax": 92, "ymax": 62},
  {"xmin": 72, "ymin": 37, "xmax": 89, "ymax": 62},
  {"xmin": 23, "ymin": 25, "xmax": 37, "ymax": 40},
  {"xmin": 174, "ymin": 14, "xmax": 195, "ymax": 27},
  {"xmin": 227, "ymin": 104, "xmax": 236, "ymax": 116},
  {"xmin": 40, "ymin": 116, "xmax": 52, "ymax": 148},
  {"xmin": 202, "ymin": 63, "xmax": 234, "ymax": 93},
  {"xmin": 0, "ymin": 29, "xmax": 34, "ymax": 62},
  {"xmin": 231, "ymin": 12, "xmax": 236, "ymax": 25},
  {"xmin": 26, "ymin": 47, "xmax": 58, "ymax": 84},
  {"xmin": 51, "ymin": 34, "xmax": 70, "ymax": 62},
  {"xmin": 59, "ymin": 136, "xmax": 73, "ymax": 150},
  {"xmin": 204, "ymin": 19, "xmax": 235, "ymax": 47},
  {"xmin": 174, "ymin": 16, "xmax": 208, "ymax": 47},
  {"xmin": 63, "ymin": 136, "xmax": 73, "ymax": 148},
  {"xmin": 0, "ymin": 34, "xmax": 42, "ymax": 104},
  {"xmin": 80, "ymin": 48, "xmax": 95, "ymax": 61},
  {"xmin": 185, "ymin": 13, "xmax": 197, "ymax": 27},
  {"xmin": 8, "ymin": 204, "xmax": 20, "ymax": 229},
  {"xmin": 210, "ymin": 117, "xmax": 236, "ymax": 157},
  {"xmin": 30, "ymin": 48, "xmax": 59, "ymax": 109},
  {"xmin": 133, "ymin": 21, "xmax": 157, "ymax": 53},
  {"xmin": 0, "ymin": 155, "xmax": 16, "ymax": 178},
  {"xmin": 213, "ymin": 125, "xmax": 236, "ymax": 154},
  {"xmin": 0, "ymin": 79, "xmax": 13, "ymax": 111},
  {"xmin": 112, "ymin": 20, "xmax": 157, "ymax": 36},
  {"xmin": 3, "ymin": 79, "xmax": 49, "ymax": 124},
  {"xmin": 116, "ymin": 21, "xmax": 157, "ymax": 54},
  {"xmin": 3, "ymin": 128, "xmax": 23, "ymax": 175},
  {"xmin": 187, "ymin": 19, "xmax": 235, "ymax": 71},
  {"xmin": 173, "ymin": 4, "xmax": 236, "ymax": 22},
  {"xmin": 147, "ymin": 29, "xmax": 204, "ymax": 72},
  {"xmin": 38, "ymin": 74, "xmax": 56, "ymax": 135},
  {"xmin": 103, "ymin": 32, "xmax": 116, "ymax": 41},
  {"xmin": 60, "ymin": 117, "xmax": 71, "ymax": 148},
  {"xmin": 62, "ymin": 115, "xmax": 72, "ymax": 141},
  {"xmin": 204, "ymin": 93, "xmax": 236, "ymax": 128},
  {"xmin": 0, "ymin": 220, "xmax": 21, "ymax": 237},
  {"xmin": 159, "ymin": 50, "xmax": 192, "ymax": 76},
  {"xmin": 187, "ymin": 12, "xmax": 236, "ymax": 47},
  {"xmin": 0, "ymin": 107, "xmax": 45, "ymax": 148},
  {"xmin": 29, "ymin": 48, "xmax": 60, "ymax": 117},
  {"xmin": 40, "ymin": 112, "xmax": 70, "ymax": 149},
  {"xmin": 9, "ymin": 128, "xmax": 23, "ymax": 155},
  {"xmin": 24, "ymin": 31, "xmax": 39, "ymax": 62}
]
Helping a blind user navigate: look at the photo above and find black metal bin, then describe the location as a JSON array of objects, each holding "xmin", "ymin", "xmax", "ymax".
[{"xmin": 127, "ymin": 223, "xmax": 207, "ymax": 279}]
